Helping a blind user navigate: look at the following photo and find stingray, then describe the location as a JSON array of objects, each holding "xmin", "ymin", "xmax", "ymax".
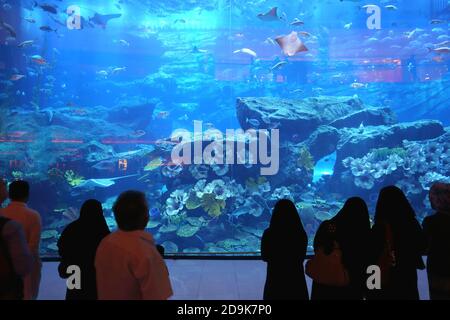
[
  {"xmin": 89, "ymin": 13, "xmax": 122, "ymax": 28},
  {"xmin": 75, "ymin": 174, "xmax": 138, "ymax": 189},
  {"xmin": 257, "ymin": 7, "xmax": 282, "ymax": 22},
  {"xmin": 275, "ymin": 31, "xmax": 308, "ymax": 57}
]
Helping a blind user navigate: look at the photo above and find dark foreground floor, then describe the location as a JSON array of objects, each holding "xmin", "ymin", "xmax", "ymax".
[{"xmin": 38, "ymin": 260, "xmax": 430, "ymax": 300}]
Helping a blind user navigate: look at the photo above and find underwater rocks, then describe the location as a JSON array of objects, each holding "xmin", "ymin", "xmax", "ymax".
[
  {"xmin": 337, "ymin": 120, "xmax": 445, "ymax": 160},
  {"xmin": 237, "ymin": 96, "xmax": 371, "ymax": 140},
  {"xmin": 329, "ymin": 107, "xmax": 396, "ymax": 129},
  {"xmin": 302, "ymin": 125, "xmax": 340, "ymax": 161},
  {"xmin": 107, "ymin": 99, "xmax": 156, "ymax": 130}
]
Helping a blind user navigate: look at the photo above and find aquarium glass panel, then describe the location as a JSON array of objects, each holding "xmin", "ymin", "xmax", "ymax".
[{"xmin": 0, "ymin": 0, "xmax": 449, "ymax": 256}]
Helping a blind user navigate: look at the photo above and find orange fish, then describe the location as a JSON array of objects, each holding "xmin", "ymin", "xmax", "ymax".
[
  {"xmin": 31, "ymin": 55, "xmax": 47, "ymax": 65},
  {"xmin": 432, "ymin": 55, "xmax": 444, "ymax": 63},
  {"xmin": 10, "ymin": 74, "xmax": 25, "ymax": 81}
]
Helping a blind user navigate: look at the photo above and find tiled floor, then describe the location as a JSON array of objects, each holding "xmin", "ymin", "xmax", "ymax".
[{"xmin": 37, "ymin": 260, "xmax": 429, "ymax": 300}]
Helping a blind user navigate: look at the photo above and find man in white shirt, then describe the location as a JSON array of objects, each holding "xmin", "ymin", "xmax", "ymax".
[
  {"xmin": 0, "ymin": 180, "xmax": 42, "ymax": 300},
  {"xmin": 95, "ymin": 190, "xmax": 173, "ymax": 300}
]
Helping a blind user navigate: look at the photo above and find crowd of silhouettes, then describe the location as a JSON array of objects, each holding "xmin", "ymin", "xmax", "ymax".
[{"xmin": 1, "ymin": 178, "xmax": 450, "ymax": 300}]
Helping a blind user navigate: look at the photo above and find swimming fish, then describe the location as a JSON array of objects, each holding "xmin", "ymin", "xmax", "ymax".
[
  {"xmin": 24, "ymin": 18, "xmax": 36, "ymax": 23},
  {"xmin": 0, "ymin": 20, "xmax": 16, "ymax": 38},
  {"xmin": 233, "ymin": 48, "xmax": 257, "ymax": 58},
  {"xmin": 110, "ymin": 67, "xmax": 126, "ymax": 75},
  {"xmin": 350, "ymin": 82, "xmax": 368, "ymax": 89},
  {"xmin": 271, "ymin": 61, "xmax": 288, "ymax": 70},
  {"xmin": 264, "ymin": 37, "xmax": 276, "ymax": 45},
  {"xmin": 18, "ymin": 40, "xmax": 34, "ymax": 48},
  {"xmin": 344, "ymin": 22, "xmax": 352, "ymax": 30},
  {"xmin": 431, "ymin": 47, "xmax": 450, "ymax": 54},
  {"xmin": 432, "ymin": 55, "xmax": 445, "ymax": 63},
  {"xmin": 129, "ymin": 130, "xmax": 146, "ymax": 138},
  {"xmin": 30, "ymin": 55, "xmax": 47, "ymax": 65},
  {"xmin": 40, "ymin": 26, "xmax": 57, "ymax": 33},
  {"xmin": 115, "ymin": 39, "xmax": 130, "ymax": 46},
  {"xmin": 431, "ymin": 19, "xmax": 446, "ymax": 24},
  {"xmin": 290, "ymin": 18, "xmax": 305, "ymax": 26},
  {"xmin": 144, "ymin": 157, "xmax": 164, "ymax": 171},
  {"xmin": 246, "ymin": 118, "xmax": 260, "ymax": 128},
  {"xmin": 298, "ymin": 31, "xmax": 312, "ymax": 37},
  {"xmin": 257, "ymin": 7, "xmax": 282, "ymax": 22},
  {"xmin": 156, "ymin": 111, "xmax": 170, "ymax": 119},
  {"xmin": 10, "ymin": 74, "xmax": 25, "ymax": 81},
  {"xmin": 385, "ymin": 5, "xmax": 398, "ymax": 10},
  {"xmin": 96, "ymin": 70, "xmax": 108, "ymax": 77},
  {"xmin": 275, "ymin": 31, "xmax": 308, "ymax": 57},
  {"xmin": 34, "ymin": 2, "xmax": 58, "ymax": 14}
]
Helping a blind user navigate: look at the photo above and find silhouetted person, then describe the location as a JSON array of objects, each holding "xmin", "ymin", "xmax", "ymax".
[
  {"xmin": 0, "ymin": 179, "xmax": 7, "ymax": 207},
  {"xmin": 57, "ymin": 199, "xmax": 110, "ymax": 300},
  {"xmin": 0, "ymin": 217, "xmax": 33, "ymax": 300},
  {"xmin": 368, "ymin": 186, "xmax": 426, "ymax": 300},
  {"xmin": 261, "ymin": 199, "xmax": 309, "ymax": 300},
  {"xmin": 310, "ymin": 197, "xmax": 371, "ymax": 300},
  {"xmin": 0, "ymin": 180, "xmax": 41, "ymax": 300},
  {"xmin": 95, "ymin": 191, "xmax": 173, "ymax": 300},
  {"xmin": 423, "ymin": 182, "xmax": 450, "ymax": 300}
]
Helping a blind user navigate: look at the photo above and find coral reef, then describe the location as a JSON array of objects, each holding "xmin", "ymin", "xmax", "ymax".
[
  {"xmin": 64, "ymin": 170, "xmax": 85, "ymax": 187},
  {"xmin": 165, "ymin": 189, "xmax": 188, "ymax": 217},
  {"xmin": 342, "ymin": 137, "xmax": 450, "ymax": 199}
]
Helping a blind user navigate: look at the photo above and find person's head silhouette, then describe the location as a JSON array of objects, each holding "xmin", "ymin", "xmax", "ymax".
[
  {"xmin": 8, "ymin": 180, "xmax": 30, "ymax": 203},
  {"xmin": 113, "ymin": 191, "xmax": 149, "ymax": 231},
  {"xmin": 375, "ymin": 185, "xmax": 415, "ymax": 225},
  {"xmin": 270, "ymin": 199, "xmax": 304, "ymax": 235},
  {"xmin": 429, "ymin": 182, "xmax": 450, "ymax": 214},
  {"xmin": 334, "ymin": 197, "xmax": 370, "ymax": 231}
]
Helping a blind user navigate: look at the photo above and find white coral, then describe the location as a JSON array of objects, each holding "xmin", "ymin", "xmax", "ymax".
[{"xmin": 165, "ymin": 189, "xmax": 188, "ymax": 216}]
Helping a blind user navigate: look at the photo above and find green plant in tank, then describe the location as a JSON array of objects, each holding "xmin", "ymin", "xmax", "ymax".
[
  {"xmin": 64, "ymin": 170, "xmax": 85, "ymax": 187},
  {"xmin": 297, "ymin": 147, "xmax": 314, "ymax": 171},
  {"xmin": 185, "ymin": 191, "xmax": 202, "ymax": 210},
  {"xmin": 245, "ymin": 176, "xmax": 267, "ymax": 192},
  {"xmin": 201, "ymin": 193, "xmax": 226, "ymax": 218},
  {"xmin": 176, "ymin": 224, "xmax": 200, "ymax": 238},
  {"xmin": 11, "ymin": 171, "xmax": 24, "ymax": 180},
  {"xmin": 371, "ymin": 147, "xmax": 407, "ymax": 161}
]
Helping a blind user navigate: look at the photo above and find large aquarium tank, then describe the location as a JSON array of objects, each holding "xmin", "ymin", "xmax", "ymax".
[{"xmin": 0, "ymin": 0, "xmax": 449, "ymax": 257}]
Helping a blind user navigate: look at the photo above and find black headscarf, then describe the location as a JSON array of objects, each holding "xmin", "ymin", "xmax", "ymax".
[
  {"xmin": 57, "ymin": 199, "xmax": 110, "ymax": 300},
  {"xmin": 373, "ymin": 185, "xmax": 425, "ymax": 271},
  {"xmin": 375, "ymin": 185, "xmax": 416, "ymax": 226},
  {"xmin": 332, "ymin": 197, "xmax": 371, "ymax": 280},
  {"xmin": 262, "ymin": 199, "xmax": 307, "ymax": 261},
  {"xmin": 58, "ymin": 199, "xmax": 110, "ymax": 273},
  {"xmin": 269, "ymin": 199, "xmax": 306, "ymax": 237}
]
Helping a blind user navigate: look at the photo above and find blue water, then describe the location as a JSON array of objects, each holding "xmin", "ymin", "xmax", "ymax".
[{"xmin": 0, "ymin": 0, "xmax": 449, "ymax": 256}]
